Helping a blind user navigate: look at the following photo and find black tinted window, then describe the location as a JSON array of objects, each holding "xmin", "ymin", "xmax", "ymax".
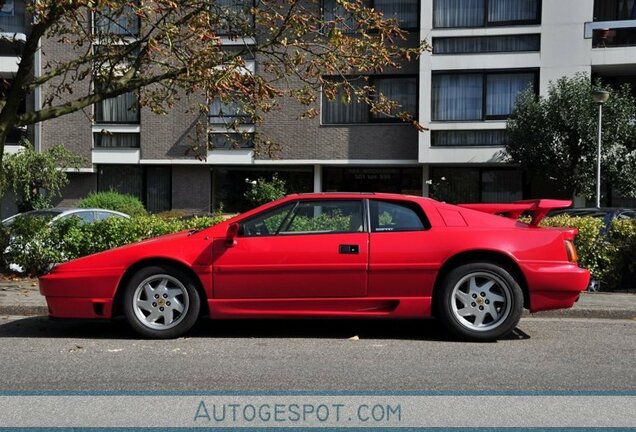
[{"xmin": 371, "ymin": 200, "xmax": 427, "ymax": 232}]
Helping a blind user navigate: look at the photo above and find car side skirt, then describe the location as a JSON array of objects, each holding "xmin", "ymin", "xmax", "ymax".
[{"xmin": 208, "ymin": 297, "xmax": 432, "ymax": 319}]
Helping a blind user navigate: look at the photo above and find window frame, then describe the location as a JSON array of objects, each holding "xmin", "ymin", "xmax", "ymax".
[
  {"xmin": 431, "ymin": 69, "xmax": 539, "ymax": 122},
  {"xmin": 430, "ymin": 166, "xmax": 525, "ymax": 203},
  {"xmin": 94, "ymin": 91, "xmax": 141, "ymax": 125},
  {"xmin": 212, "ymin": 0, "xmax": 256, "ymax": 37},
  {"xmin": 432, "ymin": 0, "xmax": 542, "ymax": 29},
  {"xmin": 239, "ymin": 199, "xmax": 367, "ymax": 237},
  {"xmin": 93, "ymin": 132, "xmax": 141, "ymax": 148},
  {"xmin": 432, "ymin": 34, "xmax": 541, "ymax": 55},
  {"xmin": 91, "ymin": 2, "xmax": 141, "ymax": 38},
  {"xmin": 322, "ymin": 74, "xmax": 419, "ymax": 125}
]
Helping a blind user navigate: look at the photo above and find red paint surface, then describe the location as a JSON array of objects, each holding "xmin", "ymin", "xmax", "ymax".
[{"xmin": 39, "ymin": 193, "xmax": 590, "ymax": 320}]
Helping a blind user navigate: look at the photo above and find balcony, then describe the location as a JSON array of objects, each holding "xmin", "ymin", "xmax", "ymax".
[{"xmin": 586, "ymin": 21, "xmax": 636, "ymax": 47}]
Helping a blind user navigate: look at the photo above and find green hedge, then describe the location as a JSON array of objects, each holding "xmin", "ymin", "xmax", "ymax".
[
  {"xmin": 3, "ymin": 215, "xmax": 224, "ymax": 275},
  {"xmin": 76, "ymin": 191, "xmax": 148, "ymax": 217}
]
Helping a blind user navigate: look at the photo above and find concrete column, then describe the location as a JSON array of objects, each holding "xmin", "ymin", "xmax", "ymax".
[
  {"xmin": 313, "ymin": 164, "xmax": 322, "ymax": 193},
  {"xmin": 422, "ymin": 164, "xmax": 430, "ymax": 197}
]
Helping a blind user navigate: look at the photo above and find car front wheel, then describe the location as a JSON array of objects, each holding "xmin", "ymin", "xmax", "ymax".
[
  {"xmin": 437, "ymin": 262, "xmax": 523, "ymax": 342},
  {"xmin": 123, "ymin": 265, "xmax": 200, "ymax": 339}
]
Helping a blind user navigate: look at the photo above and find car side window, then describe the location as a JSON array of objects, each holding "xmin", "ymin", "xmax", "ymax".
[
  {"xmin": 240, "ymin": 203, "xmax": 295, "ymax": 237},
  {"xmin": 72, "ymin": 211, "xmax": 95, "ymax": 223},
  {"xmin": 370, "ymin": 200, "xmax": 427, "ymax": 232},
  {"xmin": 95, "ymin": 211, "xmax": 117, "ymax": 221},
  {"xmin": 278, "ymin": 200, "xmax": 364, "ymax": 235}
]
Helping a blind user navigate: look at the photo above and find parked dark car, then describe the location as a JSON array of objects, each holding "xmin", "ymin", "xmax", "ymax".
[{"xmin": 548, "ymin": 207, "xmax": 636, "ymax": 231}]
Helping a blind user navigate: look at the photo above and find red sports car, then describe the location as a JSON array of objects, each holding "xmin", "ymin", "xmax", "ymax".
[{"xmin": 39, "ymin": 193, "xmax": 589, "ymax": 341}]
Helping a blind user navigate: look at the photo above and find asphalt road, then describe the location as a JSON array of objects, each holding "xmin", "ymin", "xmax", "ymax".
[{"xmin": 0, "ymin": 315, "xmax": 634, "ymax": 391}]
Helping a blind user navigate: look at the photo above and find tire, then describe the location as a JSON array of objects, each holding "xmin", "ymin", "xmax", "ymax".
[
  {"xmin": 123, "ymin": 265, "xmax": 201, "ymax": 339},
  {"xmin": 437, "ymin": 262, "xmax": 523, "ymax": 342}
]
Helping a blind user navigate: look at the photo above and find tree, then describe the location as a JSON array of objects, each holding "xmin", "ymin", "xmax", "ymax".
[
  {"xmin": 0, "ymin": 0, "xmax": 426, "ymax": 173},
  {"xmin": 505, "ymin": 74, "xmax": 636, "ymax": 201},
  {"xmin": 1, "ymin": 139, "xmax": 84, "ymax": 211}
]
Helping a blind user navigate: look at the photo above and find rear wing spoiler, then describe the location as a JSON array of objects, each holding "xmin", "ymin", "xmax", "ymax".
[{"xmin": 457, "ymin": 199, "xmax": 572, "ymax": 227}]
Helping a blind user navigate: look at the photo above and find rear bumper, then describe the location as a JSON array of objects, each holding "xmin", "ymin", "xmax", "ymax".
[{"xmin": 520, "ymin": 262, "xmax": 590, "ymax": 312}]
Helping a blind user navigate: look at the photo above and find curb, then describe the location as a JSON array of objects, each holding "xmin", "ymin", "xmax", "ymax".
[
  {"xmin": 0, "ymin": 305, "xmax": 634, "ymax": 320},
  {"xmin": 0, "ymin": 305, "xmax": 48, "ymax": 316},
  {"xmin": 526, "ymin": 308, "xmax": 636, "ymax": 320}
]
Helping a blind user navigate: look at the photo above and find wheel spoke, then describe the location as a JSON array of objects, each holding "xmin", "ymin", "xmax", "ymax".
[
  {"xmin": 136, "ymin": 300, "xmax": 153, "ymax": 312},
  {"xmin": 479, "ymin": 280, "xmax": 495, "ymax": 291},
  {"xmin": 468, "ymin": 277, "xmax": 479, "ymax": 293},
  {"xmin": 143, "ymin": 283, "xmax": 155, "ymax": 299},
  {"xmin": 473, "ymin": 309, "xmax": 486, "ymax": 327},
  {"xmin": 488, "ymin": 291, "xmax": 506, "ymax": 303},
  {"xmin": 454, "ymin": 290, "xmax": 471, "ymax": 305},
  {"xmin": 163, "ymin": 309, "xmax": 175, "ymax": 325},
  {"xmin": 146, "ymin": 310, "xmax": 162, "ymax": 323},
  {"xmin": 166, "ymin": 288, "xmax": 183, "ymax": 300},
  {"xmin": 157, "ymin": 279, "xmax": 169, "ymax": 292},
  {"xmin": 171, "ymin": 298, "xmax": 185, "ymax": 314},
  {"xmin": 456, "ymin": 307, "xmax": 473, "ymax": 317}
]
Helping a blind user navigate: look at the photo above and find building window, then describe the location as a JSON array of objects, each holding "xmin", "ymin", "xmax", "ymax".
[
  {"xmin": 593, "ymin": 0, "xmax": 636, "ymax": 21},
  {"xmin": 431, "ymin": 71, "xmax": 537, "ymax": 121},
  {"xmin": 430, "ymin": 167, "xmax": 523, "ymax": 203},
  {"xmin": 95, "ymin": 91, "xmax": 139, "ymax": 124},
  {"xmin": 213, "ymin": 0, "xmax": 255, "ymax": 36},
  {"xmin": 98, "ymin": 165, "xmax": 171, "ymax": 213},
  {"xmin": 94, "ymin": 132, "xmax": 140, "ymax": 148},
  {"xmin": 431, "ymin": 130, "xmax": 506, "ymax": 146},
  {"xmin": 323, "ymin": 0, "xmax": 419, "ymax": 31},
  {"xmin": 0, "ymin": 0, "xmax": 26, "ymax": 33},
  {"xmin": 93, "ymin": 4, "xmax": 140, "ymax": 37},
  {"xmin": 433, "ymin": 34, "xmax": 541, "ymax": 54},
  {"xmin": 208, "ymin": 98, "xmax": 252, "ymax": 126},
  {"xmin": 209, "ymin": 133, "xmax": 254, "ymax": 149},
  {"xmin": 211, "ymin": 166, "xmax": 314, "ymax": 212},
  {"xmin": 322, "ymin": 76, "xmax": 418, "ymax": 124},
  {"xmin": 433, "ymin": 0, "xmax": 541, "ymax": 28},
  {"xmin": 323, "ymin": 167, "xmax": 423, "ymax": 195}
]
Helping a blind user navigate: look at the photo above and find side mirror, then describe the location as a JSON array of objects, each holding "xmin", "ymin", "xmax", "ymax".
[{"xmin": 226, "ymin": 223, "xmax": 239, "ymax": 247}]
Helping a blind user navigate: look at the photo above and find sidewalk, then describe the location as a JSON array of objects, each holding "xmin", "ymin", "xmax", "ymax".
[{"xmin": 1, "ymin": 278, "xmax": 635, "ymax": 319}]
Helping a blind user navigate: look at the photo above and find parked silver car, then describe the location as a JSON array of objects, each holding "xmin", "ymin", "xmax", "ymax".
[{"xmin": 2, "ymin": 208, "xmax": 130, "ymax": 226}]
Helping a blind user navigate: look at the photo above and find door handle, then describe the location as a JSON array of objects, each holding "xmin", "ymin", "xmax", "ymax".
[{"xmin": 339, "ymin": 244, "xmax": 359, "ymax": 254}]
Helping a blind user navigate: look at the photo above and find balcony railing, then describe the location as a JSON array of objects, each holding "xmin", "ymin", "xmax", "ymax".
[{"xmin": 585, "ymin": 19, "xmax": 636, "ymax": 47}]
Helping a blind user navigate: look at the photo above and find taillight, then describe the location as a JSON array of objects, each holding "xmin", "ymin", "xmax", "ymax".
[{"xmin": 564, "ymin": 240, "xmax": 578, "ymax": 262}]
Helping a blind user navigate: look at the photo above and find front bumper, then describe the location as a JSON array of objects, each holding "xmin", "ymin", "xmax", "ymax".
[{"xmin": 39, "ymin": 268, "xmax": 122, "ymax": 319}]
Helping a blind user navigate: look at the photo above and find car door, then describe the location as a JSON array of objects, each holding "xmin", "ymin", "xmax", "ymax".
[
  {"xmin": 368, "ymin": 199, "xmax": 438, "ymax": 298},
  {"xmin": 213, "ymin": 199, "xmax": 369, "ymax": 299}
]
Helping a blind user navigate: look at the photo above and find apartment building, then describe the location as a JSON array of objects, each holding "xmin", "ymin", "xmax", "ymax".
[{"xmin": 1, "ymin": 0, "xmax": 635, "ymax": 217}]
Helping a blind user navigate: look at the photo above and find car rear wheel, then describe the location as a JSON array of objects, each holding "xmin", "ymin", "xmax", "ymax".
[
  {"xmin": 437, "ymin": 262, "xmax": 523, "ymax": 342},
  {"xmin": 123, "ymin": 265, "xmax": 200, "ymax": 339}
]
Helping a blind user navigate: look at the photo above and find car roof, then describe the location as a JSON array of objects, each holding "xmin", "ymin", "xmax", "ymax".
[{"xmin": 287, "ymin": 192, "xmax": 428, "ymax": 201}]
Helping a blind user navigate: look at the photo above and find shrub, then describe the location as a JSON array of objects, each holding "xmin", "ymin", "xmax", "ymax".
[
  {"xmin": 77, "ymin": 191, "xmax": 147, "ymax": 217},
  {"xmin": 608, "ymin": 219, "xmax": 636, "ymax": 289},
  {"xmin": 3, "ymin": 214, "xmax": 225, "ymax": 276},
  {"xmin": 243, "ymin": 175, "xmax": 286, "ymax": 206},
  {"xmin": 3, "ymin": 215, "xmax": 67, "ymax": 275}
]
